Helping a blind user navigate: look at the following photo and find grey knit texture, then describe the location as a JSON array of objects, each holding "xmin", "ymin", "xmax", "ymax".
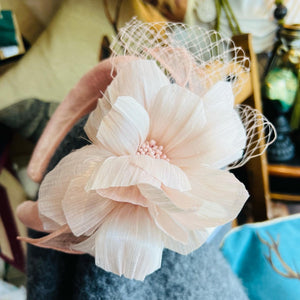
[{"xmin": 26, "ymin": 117, "xmax": 248, "ymax": 300}]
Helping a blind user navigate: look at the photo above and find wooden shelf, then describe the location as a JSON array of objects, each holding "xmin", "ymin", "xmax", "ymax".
[
  {"xmin": 270, "ymin": 193, "xmax": 300, "ymax": 202},
  {"xmin": 268, "ymin": 164, "xmax": 300, "ymax": 178}
]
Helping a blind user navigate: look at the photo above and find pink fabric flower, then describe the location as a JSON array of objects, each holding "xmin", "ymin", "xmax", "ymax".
[{"xmin": 31, "ymin": 59, "xmax": 249, "ymax": 280}]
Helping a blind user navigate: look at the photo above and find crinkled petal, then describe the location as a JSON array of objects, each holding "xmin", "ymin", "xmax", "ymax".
[
  {"xmin": 171, "ymin": 82, "xmax": 246, "ymax": 170},
  {"xmin": 148, "ymin": 84, "xmax": 206, "ymax": 155},
  {"xmin": 38, "ymin": 145, "xmax": 108, "ymax": 230},
  {"xmin": 138, "ymin": 183, "xmax": 182, "ymax": 213},
  {"xmin": 84, "ymin": 97, "xmax": 112, "ymax": 145},
  {"xmin": 204, "ymin": 81, "xmax": 235, "ymax": 109},
  {"xmin": 168, "ymin": 210, "xmax": 208, "ymax": 230},
  {"xmin": 94, "ymin": 204, "xmax": 163, "ymax": 281},
  {"xmin": 162, "ymin": 184, "xmax": 202, "ymax": 211},
  {"xmin": 70, "ymin": 232, "xmax": 96, "ymax": 256},
  {"xmin": 131, "ymin": 155, "xmax": 191, "ymax": 191},
  {"xmin": 148, "ymin": 205, "xmax": 188, "ymax": 244},
  {"xmin": 19, "ymin": 225, "xmax": 85, "ymax": 254},
  {"xmin": 162, "ymin": 228, "xmax": 209, "ymax": 255},
  {"xmin": 186, "ymin": 166, "xmax": 249, "ymax": 227},
  {"xmin": 97, "ymin": 186, "xmax": 148, "ymax": 207},
  {"xmin": 138, "ymin": 183, "xmax": 201, "ymax": 213},
  {"xmin": 17, "ymin": 201, "xmax": 54, "ymax": 232},
  {"xmin": 62, "ymin": 176, "xmax": 117, "ymax": 236},
  {"xmin": 153, "ymin": 166, "xmax": 248, "ymax": 230},
  {"xmin": 106, "ymin": 59, "xmax": 169, "ymax": 110},
  {"xmin": 86, "ymin": 156, "xmax": 161, "ymax": 191},
  {"xmin": 96, "ymin": 96, "xmax": 149, "ymax": 155}
]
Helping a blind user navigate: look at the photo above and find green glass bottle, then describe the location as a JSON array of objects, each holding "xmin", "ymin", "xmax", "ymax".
[{"xmin": 263, "ymin": 24, "xmax": 300, "ymax": 162}]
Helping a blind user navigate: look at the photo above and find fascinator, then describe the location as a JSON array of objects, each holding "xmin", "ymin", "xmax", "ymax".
[{"xmin": 18, "ymin": 19, "xmax": 275, "ymax": 281}]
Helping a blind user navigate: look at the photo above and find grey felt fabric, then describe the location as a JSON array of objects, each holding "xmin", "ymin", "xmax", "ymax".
[
  {"xmin": 0, "ymin": 99, "xmax": 58, "ymax": 143},
  {"xmin": 25, "ymin": 117, "xmax": 249, "ymax": 300}
]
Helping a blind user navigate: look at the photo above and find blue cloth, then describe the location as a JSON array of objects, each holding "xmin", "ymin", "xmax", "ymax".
[{"xmin": 221, "ymin": 214, "xmax": 300, "ymax": 300}]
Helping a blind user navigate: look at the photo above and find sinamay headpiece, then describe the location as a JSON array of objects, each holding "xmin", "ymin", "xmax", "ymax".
[{"xmin": 20, "ymin": 19, "xmax": 275, "ymax": 280}]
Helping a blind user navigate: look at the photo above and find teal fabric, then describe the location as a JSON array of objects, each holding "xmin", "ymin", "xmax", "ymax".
[
  {"xmin": 221, "ymin": 214, "xmax": 300, "ymax": 300},
  {"xmin": 0, "ymin": 10, "xmax": 18, "ymax": 47}
]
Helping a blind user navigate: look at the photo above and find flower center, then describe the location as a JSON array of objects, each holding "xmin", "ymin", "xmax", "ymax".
[{"xmin": 137, "ymin": 139, "xmax": 169, "ymax": 161}]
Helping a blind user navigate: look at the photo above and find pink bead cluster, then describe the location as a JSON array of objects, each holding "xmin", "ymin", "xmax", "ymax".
[{"xmin": 136, "ymin": 139, "xmax": 169, "ymax": 161}]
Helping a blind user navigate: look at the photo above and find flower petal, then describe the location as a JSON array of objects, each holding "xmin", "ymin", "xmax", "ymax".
[
  {"xmin": 169, "ymin": 210, "xmax": 208, "ymax": 230},
  {"xmin": 106, "ymin": 59, "xmax": 169, "ymax": 110},
  {"xmin": 162, "ymin": 228, "xmax": 209, "ymax": 255},
  {"xmin": 38, "ymin": 145, "xmax": 108, "ymax": 230},
  {"xmin": 84, "ymin": 97, "xmax": 111, "ymax": 145},
  {"xmin": 94, "ymin": 204, "xmax": 163, "ymax": 281},
  {"xmin": 171, "ymin": 82, "xmax": 246, "ymax": 170},
  {"xmin": 162, "ymin": 184, "xmax": 202, "ymax": 211},
  {"xmin": 17, "ymin": 201, "xmax": 52, "ymax": 232},
  {"xmin": 138, "ymin": 182, "xmax": 201, "ymax": 213},
  {"xmin": 148, "ymin": 84, "xmax": 206, "ymax": 155},
  {"xmin": 131, "ymin": 155, "xmax": 191, "ymax": 191},
  {"xmin": 186, "ymin": 166, "xmax": 249, "ymax": 227},
  {"xmin": 138, "ymin": 183, "xmax": 182, "ymax": 213},
  {"xmin": 148, "ymin": 205, "xmax": 188, "ymax": 244},
  {"xmin": 203, "ymin": 81, "xmax": 235, "ymax": 109},
  {"xmin": 96, "ymin": 96, "xmax": 149, "ymax": 155},
  {"xmin": 19, "ymin": 225, "xmax": 85, "ymax": 254},
  {"xmin": 86, "ymin": 156, "xmax": 161, "ymax": 191},
  {"xmin": 70, "ymin": 232, "xmax": 96, "ymax": 256},
  {"xmin": 150, "ymin": 166, "xmax": 248, "ymax": 230},
  {"xmin": 62, "ymin": 176, "xmax": 117, "ymax": 237},
  {"xmin": 97, "ymin": 186, "xmax": 148, "ymax": 207}
]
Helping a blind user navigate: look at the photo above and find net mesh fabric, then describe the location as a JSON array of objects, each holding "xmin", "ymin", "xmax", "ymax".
[
  {"xmin": 229, "ymin": 105, "xmax": 276, "ymax": 169},
  {"xmin": 110, "ymin": 18, "xmax": 250, "ymax": 96},
  {"xmin": 110, "ymin": 18, "xmax": 276, "ymax": 168}
]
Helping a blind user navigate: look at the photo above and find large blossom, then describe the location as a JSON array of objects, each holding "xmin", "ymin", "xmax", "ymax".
[{"xmin": 24, "ymin": 59, "xmax": 249, "ymax": 280}]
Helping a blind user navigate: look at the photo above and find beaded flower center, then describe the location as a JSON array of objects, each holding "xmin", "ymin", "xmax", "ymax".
[{"xmin": 136, "ymin": 139, "xmax": 169, "ymax": 161}]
